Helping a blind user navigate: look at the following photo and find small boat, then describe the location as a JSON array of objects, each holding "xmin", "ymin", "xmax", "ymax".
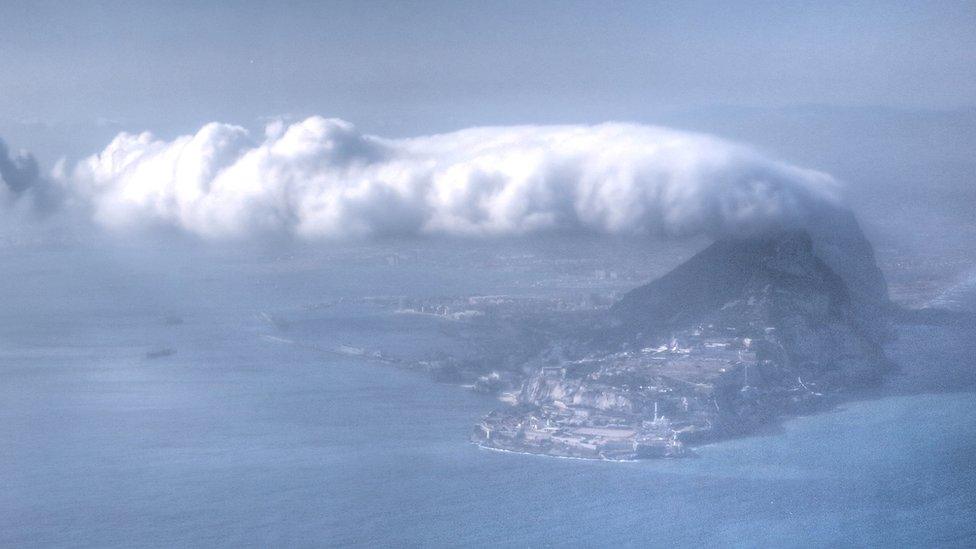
[{"xmin": 145, "ymin": 348, "xmax": 176, "ymax": 360}]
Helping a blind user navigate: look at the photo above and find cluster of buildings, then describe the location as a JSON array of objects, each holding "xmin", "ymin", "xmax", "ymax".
[{"xmin": 473, "ymin": 323, "xmax": 775, "ymax": 460}]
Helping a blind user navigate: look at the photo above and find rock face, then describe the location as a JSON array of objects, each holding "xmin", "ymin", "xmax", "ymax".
[{"xmin": 473, "ymin": 229, "xmax": 891, "ymax": 459}]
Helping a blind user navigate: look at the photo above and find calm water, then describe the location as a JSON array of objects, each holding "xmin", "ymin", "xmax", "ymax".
[{"xmin": 1, "ymin": 243, "xmax": 974, "ymax": 547}]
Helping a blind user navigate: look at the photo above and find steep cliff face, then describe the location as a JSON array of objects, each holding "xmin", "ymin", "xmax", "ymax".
[
  {"xmin": 474, "ymin": 227, "xmax": 893, "ymax": 459},
  {"xmin": 805, "ymin": 208, "xmax": 889, "ymax": 312},
  {"xmin": 612, "ymin": 210, "xmax": 890, "ymax": 337},
  {"xmin": 519, "ymin": 374, "xmax": 637, "ymax": 413},
  {"xmin": 610, "ymin": 229, "xmax": 890, "ymax": 385}
]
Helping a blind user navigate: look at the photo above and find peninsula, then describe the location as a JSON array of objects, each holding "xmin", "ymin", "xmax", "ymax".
[{"xmin": 473, "ymin": 228, "xmax": 892, "ymax": 459}]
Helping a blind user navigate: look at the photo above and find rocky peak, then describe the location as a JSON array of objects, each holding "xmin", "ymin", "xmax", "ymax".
[{"xmin": 611, "ymin": 229, "xmax": 855, "ymax": 341}]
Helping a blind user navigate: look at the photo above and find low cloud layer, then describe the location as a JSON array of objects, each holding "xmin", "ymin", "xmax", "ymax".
[{"xmin": 64, "ymin": 117, "xmax": 841, "ymax": 240}]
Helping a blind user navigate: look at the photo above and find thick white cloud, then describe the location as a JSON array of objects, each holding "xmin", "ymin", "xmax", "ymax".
[{"xmin": 65, "ymin": 117, "xmax": 841, "ymax": 240}]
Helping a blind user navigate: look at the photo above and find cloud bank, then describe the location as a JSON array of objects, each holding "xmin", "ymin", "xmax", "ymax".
[{"xmin": 62, "ymin": 117, "xmax": 842, "ymax": 240}]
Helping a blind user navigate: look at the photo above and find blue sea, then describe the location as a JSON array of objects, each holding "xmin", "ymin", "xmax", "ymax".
[{"xmin": 1, "ymin": 242, "xmax": 974, "ymax": 548}]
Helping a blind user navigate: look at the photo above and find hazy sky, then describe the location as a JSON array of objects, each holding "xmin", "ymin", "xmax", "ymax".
[
  {"xmin": 2, "ymin": 0, "xmax": 975, "ymax": 141},
  {"xmin": 2, "ymin": 0, "xmax": 974, "ymax": 246}
]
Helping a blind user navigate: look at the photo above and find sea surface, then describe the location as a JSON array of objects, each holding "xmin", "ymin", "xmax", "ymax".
[{"xmin": 1, "ymin": 242, "xmax": 974, "ymax": 548}]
